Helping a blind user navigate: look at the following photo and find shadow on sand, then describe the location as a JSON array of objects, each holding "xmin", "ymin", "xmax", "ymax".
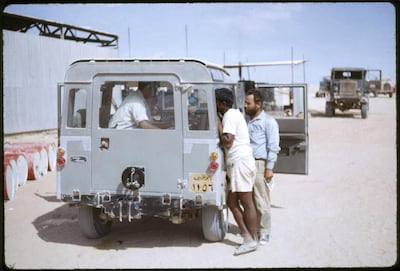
[{"xmin": 32, "ymin": 193, "xmax": 258, "ymax": 250}]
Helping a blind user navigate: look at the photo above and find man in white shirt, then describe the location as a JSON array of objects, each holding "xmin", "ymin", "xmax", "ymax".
[
  {"xmin": 109, "ymin": 82, "xmax": 161, "ymax": 129},
  {"xmin": 215, "ymin": 88, "xmax": 258, "ymax": 256}
]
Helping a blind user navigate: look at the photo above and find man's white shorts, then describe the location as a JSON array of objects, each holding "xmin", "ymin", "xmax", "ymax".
[{"xmin": 226, "ymin": 156, "xmax": 256, "ymax": 192}]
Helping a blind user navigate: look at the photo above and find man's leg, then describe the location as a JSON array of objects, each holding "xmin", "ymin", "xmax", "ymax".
[
  {"xmin": 227, "ymin": 191, "xmax": 253, "ymax": 242},
  {"xmin": 227, "ymin": 191, "xmax": 258, "ymax": 255},
  {"xmin": 237, "ymin": 191, "xmax": 258, "ymax": 241},
  {"xmin": 253, "ymin": 160, "xmax": 271, "ymax": 237}
]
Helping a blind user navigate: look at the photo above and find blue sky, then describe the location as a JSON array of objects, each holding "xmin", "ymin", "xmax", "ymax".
[{"xmin": 4, "ymin": 2, "xmax": 396, "ymax": 88}]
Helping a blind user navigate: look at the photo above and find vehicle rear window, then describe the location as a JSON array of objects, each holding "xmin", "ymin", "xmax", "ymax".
[
  {"xmin": 99, "ymin": 81, "xmax": 175, "ymax": 130},
  {"xmin": 187, "ymin": 88, "xmax": 209, "ymax": 130},
  {"xmin": 67, "ymin": 88, "xmax": 87, "ymax": 128}
]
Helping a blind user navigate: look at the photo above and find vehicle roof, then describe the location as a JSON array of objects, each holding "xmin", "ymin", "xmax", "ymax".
[
  {"xmin": 65, "ymin": 58, "xmax": 232, "ymax": 83},
  {"xmin": 331, "ymin": 67, "xmax": 366, "ymax": 71}
]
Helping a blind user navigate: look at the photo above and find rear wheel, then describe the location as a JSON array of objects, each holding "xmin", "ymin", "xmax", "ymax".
[
  {"xmin": 201, "ymin": 206, "xmax": 228, "ymax": 241},
  {"xmin": 325, "ymin": 102, "xmax": 335, "ymax": 117},
  {"xmin": 361, "ymin": 103, "xmax": 368, "ymax": 119},
  {"xmin": 79, "ymin": 206, "xmax": 112, "ymax": 239}
]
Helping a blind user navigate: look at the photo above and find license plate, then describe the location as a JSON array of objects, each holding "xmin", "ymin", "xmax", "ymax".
[{"xmin": 189, "ymin": 173, "xmax": 214, "ymax": 192}]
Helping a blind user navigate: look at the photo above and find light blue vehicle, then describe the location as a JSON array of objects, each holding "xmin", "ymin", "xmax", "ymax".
[{"xmin": 56, "ymin": 58, "xmax": 308, "ymax": 241}]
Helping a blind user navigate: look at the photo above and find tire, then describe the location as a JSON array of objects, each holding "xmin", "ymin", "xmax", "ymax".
[
  {"xmin": 325, "ymin": 102, "xmax": 335, "ymax": 117},
  {"xmin": 79, "ymin": 206, "xmax": 112, "ymax": 239},
  {"xmin": 361, "ymin": 104, "xmax": 368, "ymax": 119},
  {"xmin": 389, "ymin": 93, "xmax": 393, "ymax": 98},
  {"xmin": 201, "ymin": 206, "xmax": 228, "ymax": 242}
]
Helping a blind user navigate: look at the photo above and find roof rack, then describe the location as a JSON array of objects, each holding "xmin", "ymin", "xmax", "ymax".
[{"xmin": 71, "ymin": 58, "xmax": 230, "ymax": 75}]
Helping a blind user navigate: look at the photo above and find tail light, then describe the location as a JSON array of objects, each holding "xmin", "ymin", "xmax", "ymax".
[
  {"xmin": 56, "ymin": 147, "xmax": 66, "ymax": 169},
  {"xmin": 208, "ymin": 152, "xmax": 219, "ymax": 172}
]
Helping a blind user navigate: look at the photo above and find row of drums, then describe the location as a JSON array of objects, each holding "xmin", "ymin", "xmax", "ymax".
[{"xmin": 4, "ymin": 142, "xmax": 57, "ymax": 201}]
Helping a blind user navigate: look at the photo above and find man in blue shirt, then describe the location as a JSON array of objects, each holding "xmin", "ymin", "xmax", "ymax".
[{"xmin": 245, "ymin": 89, "xmax": 280, "ymax": 245}]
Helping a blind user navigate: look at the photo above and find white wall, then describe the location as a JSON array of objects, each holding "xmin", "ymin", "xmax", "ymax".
[{"xmin": 3, "ymin": 30, "xmax": 119, "ymax": 134}]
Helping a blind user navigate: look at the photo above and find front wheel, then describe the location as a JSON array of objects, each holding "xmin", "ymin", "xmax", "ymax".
[
  {"xmin": 201, "ymin": 206, "xmax": 228, "ymax": 241},
  {"xmin": 78, "ymin": 206, "xmax": 112, "ymax": 239},
  {"xmin": 361, "ymin": 104, "xmax": 368, "ymax": 119}
]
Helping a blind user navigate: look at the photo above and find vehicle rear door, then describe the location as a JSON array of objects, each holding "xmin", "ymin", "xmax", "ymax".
[
  {"xmin": 181, "ymin": 85, "xmax": 218, "ymax": 189},
  {"xmin": 57, "ymin": 83, "xmax": 92, "ymax": 198},
  {"xmin": 257, "ymin": 84, "xmax": 308, "ymax": 174},
  {"xmin": 91, "ymin": 75, "xmax": 183, "ymax": 194}
]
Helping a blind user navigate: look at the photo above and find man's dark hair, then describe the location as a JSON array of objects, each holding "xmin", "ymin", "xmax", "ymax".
[
  {"xmin": 246, "ymin": 89, "xmax": 263, "ymax": 104},
  {"xmin": 138, "ymin": 81, "xmax": 156, "ymax": 90},
  {"xmin": 215, "ymin": 88, "xmax": 234, "ymax": 108}
]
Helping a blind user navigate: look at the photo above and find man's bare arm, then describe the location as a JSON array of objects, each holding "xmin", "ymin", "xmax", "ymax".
[
  {"xmin": 216, "ymin": 116, "xmax": 234, "ymax": 148},
  {"xmin": 138, "ymin": 120, "xmax": 161, "ymax": 129}
]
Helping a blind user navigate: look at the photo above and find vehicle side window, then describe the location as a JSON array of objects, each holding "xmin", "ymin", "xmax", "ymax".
[
  {"xmin": 67, "ymin": 88, "xmax": 87, "ymax": 128},
  {"xmin": 187, "ymin": 89, "xmax": 209, "ymax": 130},
  {"xmin": 261, "ymin": 87, "xmax": 304, "ymax": 119},
  {"xmin": 99, "ymin": 81, "xmax": 175, "ymax": 129}
]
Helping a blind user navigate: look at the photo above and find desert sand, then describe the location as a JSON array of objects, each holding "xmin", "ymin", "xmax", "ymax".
[{"xmin": 3, "ymin": 94, "xmax": 397, "ymax": 268}]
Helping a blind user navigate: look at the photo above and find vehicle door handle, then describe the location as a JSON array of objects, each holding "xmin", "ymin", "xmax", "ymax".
[
  {"xmin": 100, "ymin": 137, "xmax": 110, "ymax": 150},
  {"xmin": 281, "ymin": 142, "xmax": 306, "ymax": 157},
  {"xmin": 294, "ymin": 142, "xmax": 307, "ymax": 152},
  {"xmin": 70, "ymin": 156, "xmax": 87, "ymax": 163}
]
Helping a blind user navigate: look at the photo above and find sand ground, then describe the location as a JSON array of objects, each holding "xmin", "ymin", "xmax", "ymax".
[{"xmin": 3, "ymin": 94, "xmax": 397, "ymax": 268}]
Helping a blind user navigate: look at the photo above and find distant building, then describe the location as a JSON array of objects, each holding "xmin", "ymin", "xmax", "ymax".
[{"xmin": 3, "ymin": 12, "xmax": 119, "ymax": 134}]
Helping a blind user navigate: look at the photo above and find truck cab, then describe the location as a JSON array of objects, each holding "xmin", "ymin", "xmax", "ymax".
[
  {"xmin": 324, "ymin": 67, "xmax": 380, "ymax": 119},
  {"xmin": 56, "ymin": 58, "xmax": 308, "ymax": 241}
]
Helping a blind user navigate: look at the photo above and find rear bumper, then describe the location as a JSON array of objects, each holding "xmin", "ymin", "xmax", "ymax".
[{"xmin": 60, "ymin": 191, "xmax": 221, "ymax": 222}]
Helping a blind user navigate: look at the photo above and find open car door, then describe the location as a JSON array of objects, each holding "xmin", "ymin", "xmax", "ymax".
[{"xmin": 256, "ymin": 83, "xmax": 308, "ymax": 174}]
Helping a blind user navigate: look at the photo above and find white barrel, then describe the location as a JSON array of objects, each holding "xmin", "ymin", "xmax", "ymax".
[{"xmin": 3, "ymin": 160, "xmax": 16, "ymax": 200}]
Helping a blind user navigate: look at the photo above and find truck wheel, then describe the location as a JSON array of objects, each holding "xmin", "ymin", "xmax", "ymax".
[
  {"xmin": 361, "ymin": 104, "xmax": 368, "ymax": 119},
  {"xmin": 201, "ymin": 206, "xmax": 228, "ymax": 242},
  {"xmin": 325, "ymin": 102, "xmax": 334, "ymax": 117},
  {"xmin": 389, "ymin": 93, "xmax": 393, "ymax": 98},
  {"xmin": 79, "ymin": 206, "xmax": 112, "ymax": 239}
]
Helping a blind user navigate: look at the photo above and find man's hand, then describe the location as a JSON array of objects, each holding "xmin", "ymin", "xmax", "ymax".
[{"xmin": 264, "ymin": 168, "xmax": 274, "ymax": 182}]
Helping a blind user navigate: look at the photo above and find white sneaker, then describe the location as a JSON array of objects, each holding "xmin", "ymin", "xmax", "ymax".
[
  {"xmin": 234, "ymin": 242, "xmax": 258, "ymax": 256},
  {"xmin": 259, "ymin": 234, "xmax": 270, "ymax": 245}
]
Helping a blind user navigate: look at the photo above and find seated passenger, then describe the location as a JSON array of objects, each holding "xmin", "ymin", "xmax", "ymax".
[{"xmin": 109, "ymin": 82, "xmax": 161, "ymax": 129}]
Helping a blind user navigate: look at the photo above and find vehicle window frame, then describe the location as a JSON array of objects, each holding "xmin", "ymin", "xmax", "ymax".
[
  {"xmin": 93, "ymin": 75, "xmax": 179, "ymax": 131},
  {"xmin": 66, "ymin": 87, "xmax": 88, "ymax": 129}
]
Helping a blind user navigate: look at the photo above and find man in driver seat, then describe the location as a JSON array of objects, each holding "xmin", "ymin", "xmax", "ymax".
[{"xmin": 109, "ymin": 81, "xmax": 162, "ymax": 129}]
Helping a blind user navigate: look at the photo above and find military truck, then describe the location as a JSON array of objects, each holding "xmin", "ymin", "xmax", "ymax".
[
  {"xmin": 315, "ymin": 76, "xmax": 330, "ymax": 98},
  {"xmin": 56, "ymin": 58, "xmax": 308, "ymax": 241},
  {"xmin": 324, "ymin": 67, "xmax": 377, "ymax": 119},
  {"xmin": 371, "ymin": 77, "xmax": 394, "ymax": 98}
]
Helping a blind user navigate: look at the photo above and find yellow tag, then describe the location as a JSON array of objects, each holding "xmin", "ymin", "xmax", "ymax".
[{"xmin": 189, "ymin": 173, "xmax": 214, "ymax": 192}]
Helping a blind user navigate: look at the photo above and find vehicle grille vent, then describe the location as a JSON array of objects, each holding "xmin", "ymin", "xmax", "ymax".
[{"xmin": 340, "ymin": 80, "xmax": 357, "ymax": 98}]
